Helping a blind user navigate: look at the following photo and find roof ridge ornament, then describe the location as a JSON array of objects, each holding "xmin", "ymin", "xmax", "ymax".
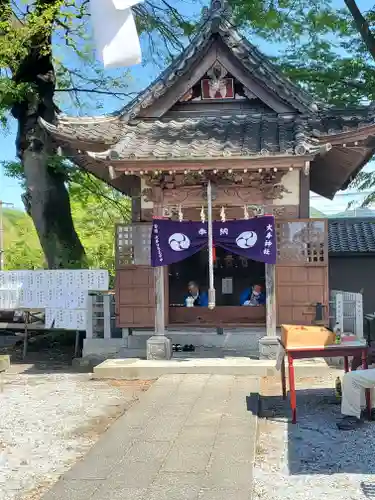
[
  {"xmin": 201, "ymin": 0, "xmax": 231, "ymax": 22},
  {"xmin": 211, "ymin": 0, "xmax": 227, "ymax": 10}
]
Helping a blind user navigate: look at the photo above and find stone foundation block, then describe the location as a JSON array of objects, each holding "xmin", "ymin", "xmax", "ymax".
[
  {"xmin": 146, "ymin": 335, "xmax": 172, "ymax": 360},
  {"xmin": 258, "ymin": 336, "xmax": 280, "ymax": 360}
]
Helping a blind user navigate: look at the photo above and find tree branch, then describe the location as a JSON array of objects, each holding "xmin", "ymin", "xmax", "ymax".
[
  {"xmin": 72, "ymin": 170, "xmax": 130, "ymax": 221},
  {"xmin": 344, "ymin": 0, "xmax": 375, "ymax": 62},
  {"xmin": 56, "ymin": 87, "xmax": 137, "ymax": 98}
]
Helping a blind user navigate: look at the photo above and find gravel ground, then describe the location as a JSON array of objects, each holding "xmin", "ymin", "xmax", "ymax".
[
  {"xmin": 254, "ymin": 372, "xmax": 375, "ymax": 500},
  {"xmin": 0, "ymin": 368, "xmax": 151, "ymax": 500}
]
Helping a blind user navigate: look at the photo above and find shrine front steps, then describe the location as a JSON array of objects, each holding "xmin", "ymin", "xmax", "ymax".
[
  {"xmin": 83, "ymin": 327, "xmax": 268, "ymax": 359},
  {"xmin": 92, "ymin": 356, "xmax": 334, "ymax": 380}
]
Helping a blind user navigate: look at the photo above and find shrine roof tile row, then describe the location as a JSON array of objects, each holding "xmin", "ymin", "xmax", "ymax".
[
  {"xmin": 91, "ymin": 114, "xmax": 318, "ymax": 160},
  {"xmin": 328, "ymin": 219, "xmax": 375, "ymax": 254},
  {"xmin": 40, "ymin": 109, "xmax": 375, "ymax": 154}
]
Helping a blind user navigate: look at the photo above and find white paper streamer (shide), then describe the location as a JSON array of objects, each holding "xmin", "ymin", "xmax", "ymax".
[{"xmin": 90, "ymin": 0, "xmax": 143, "ymax": 68}]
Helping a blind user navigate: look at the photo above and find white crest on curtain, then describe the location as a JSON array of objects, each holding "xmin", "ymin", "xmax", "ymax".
[{"xmin": 90, "ymin": 0, "xmax": 143, "ymax": 68}]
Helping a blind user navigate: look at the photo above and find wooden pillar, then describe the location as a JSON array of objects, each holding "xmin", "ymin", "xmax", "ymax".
[
  {"xmin": 103, "ymin": 294, "xmax": 111, "ymax": 339},
  {"xmin": 299, "ymin": 164, "xmax": 310, "ymax": 218},
  {"xmin": 153, "ymin": 203, "xmax": 165, "ymax": 336},
  {"xmin": 154, "ymin": 266, "xmax": 165, "ymax": 335},
  {"xmin": 86, "ymin": 294, "xmax": 94, "ymax": 339},
  {"xmin": 146, "ymin": 202, "xmax": 172, "ymax": 359},
  {"xmin": 131, "ymin": 177, "xmax": 141, "ymax": 222},
  {"xmin": 207, "ymin": 180, "xmax": 216, "ymax": 309},
  {"xmin": 265, "ymin": 263, "xmax": 276, "ymax": 336}
]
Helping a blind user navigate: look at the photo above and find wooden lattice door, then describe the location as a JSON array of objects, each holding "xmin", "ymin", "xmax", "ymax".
[
  {"xmin": 115, "ymin": 223, "xmax": 156, "ymax": 328},
  {"xmin": 275, "ymin": 219, "xmax": 329, "ymax": 325}
]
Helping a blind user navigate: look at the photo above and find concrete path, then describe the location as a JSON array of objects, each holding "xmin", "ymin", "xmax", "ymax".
[{"xmin": 41, "ymin": 374, "xmax": 259, "ymax": 500}]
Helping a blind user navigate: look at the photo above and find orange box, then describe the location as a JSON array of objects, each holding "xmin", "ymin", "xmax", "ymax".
[{"xmin": 281, "ymin": 324, "xmax": 336, "ymax": 349}]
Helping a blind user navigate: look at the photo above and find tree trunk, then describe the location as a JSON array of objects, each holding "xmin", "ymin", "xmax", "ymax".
[
  {"xmin": 11, "ymin": 0, "xmax": 87, "ymax": 269},
  {"xmin": 344, "ymin": 0, "xmax": 375, "ymax": 63},
  {"xmin": 21, "ymin": 139, "xmax": 87, "ymax": 269}
]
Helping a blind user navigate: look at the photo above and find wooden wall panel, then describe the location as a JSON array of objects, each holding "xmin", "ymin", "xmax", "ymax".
[
  {"xmin": 116, "ymin": 267, "xmax": 155, "ymax": 328},
  {"xmin": 276, "ymin": 265, "xmax": 329, "ymax": 325}
]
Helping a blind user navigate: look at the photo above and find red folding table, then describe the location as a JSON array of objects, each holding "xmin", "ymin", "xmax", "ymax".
[{"xmin": 278, "ymin": 340, "xmax": 371, "ymax": 424}]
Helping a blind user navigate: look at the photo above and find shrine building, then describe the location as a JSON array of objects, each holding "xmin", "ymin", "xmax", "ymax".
[{"xmin": 41, "ymin": 0, "xmax": 375, "ymax": 358}]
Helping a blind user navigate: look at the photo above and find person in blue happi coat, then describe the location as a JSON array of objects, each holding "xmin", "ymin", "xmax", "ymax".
[
  {"xmin": 240, "ymin": 284, "xmax": 266, "ymax": 306},
  {"xmin": 184, "ymin": 281, "xmax": 209, "ymax": 307}
]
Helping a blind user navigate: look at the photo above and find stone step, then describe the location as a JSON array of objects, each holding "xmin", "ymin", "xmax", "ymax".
[
  {"xmin": 93, "ymin": 357, "xmax": 335, "ymax": 380},
  {"xmin": 126, "ymin": 328, "xmax": 266, "ymax": 351},
  {"xmin": 118, "ymin": 346, "xmax": 260, "ymax": 359}
]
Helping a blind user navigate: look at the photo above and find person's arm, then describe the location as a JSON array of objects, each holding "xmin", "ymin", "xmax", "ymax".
[
  {"xmin": 240, "ymin": 288, "xmax": 250, "ymax": 306},
  {"xmin": 200, "ymin": 292, "xmax": 209, "ymax": 307}
]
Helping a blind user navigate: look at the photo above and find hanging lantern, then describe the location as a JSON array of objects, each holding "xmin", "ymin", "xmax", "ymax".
[
  {"xmin": 200, "ymin": 206, "xmax": 206, "ymax": 223},
  {"xmin": 220, "ymin": 206, "xmax": 226, "ymax": 222},
  {"xmin": 178, "ymin": 205, "xmax": 183, "ymax": 222}
]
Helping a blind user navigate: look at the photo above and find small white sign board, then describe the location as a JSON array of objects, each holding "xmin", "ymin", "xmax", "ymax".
[
  {"xmin": 222, "ymin": 277, "xmax": 233, "ymax": 295},
  {"xmin": 0, "ymin": 270, "xmax": 109, "ymax": 331}
]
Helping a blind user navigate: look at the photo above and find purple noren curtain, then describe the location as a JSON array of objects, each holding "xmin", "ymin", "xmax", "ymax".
[{"xmin": 151, "ymin": 216, "xmax": 276, "ymax": 267}]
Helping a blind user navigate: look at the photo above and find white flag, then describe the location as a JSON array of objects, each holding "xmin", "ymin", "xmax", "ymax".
[{"xmin": 90, "ymin": 0, "xmax": 143, "ymax": 68}]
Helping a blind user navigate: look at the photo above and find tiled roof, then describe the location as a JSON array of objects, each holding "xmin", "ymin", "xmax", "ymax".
[
  {"xmin": 117, "ymin": 0, "xmax": 317, "ymax": 122},
  {"xmin": 309, "ymin": 109, "xmax": 375, "ymax": 137},
  {"xmin": 328, "ymin": 219, "xmax": 375, "ymax": 254},
  {"xmin": 39, "ymin": 108, "xmax": 375, "ymax": 153},
  {"xmin": 40, "ymin": 115, "xmax": 123, "ymax": 148},
  {"xmin": 90, "ymin": 114, "xmax": 324, "ymax": 161}
]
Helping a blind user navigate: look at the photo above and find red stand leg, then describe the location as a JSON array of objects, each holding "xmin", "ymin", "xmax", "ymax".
[
  {"xmin": 288, "ymin": 354, "xmax": 297, "ymax": 423},
  {"xmin": 362, "ymin": 349, "xmax": 368, "ymax": 370},
  {"xmin": 362, "ymin": 349, "xmax": 372, "ymax": 419},
  {"xmin": 344, "ymin": 356, "xmax": 349, "ymax": 373},
  {"xmin": 281, "ymin": 356, "xmax": 287, "ymax": 400}
]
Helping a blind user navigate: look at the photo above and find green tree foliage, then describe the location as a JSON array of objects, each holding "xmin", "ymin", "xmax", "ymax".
[
  {"xmin": 68, "ymin": 173, "xmax": 131, "ymax": 275},
  {"xmin": 3, "ymin": 174, "xmax": 130, "ymax": 275},
  {"xmin": 0, "ymin": 0, "xmax": 194, "ymax": 269},
  {"xmin": 230, "ymin": 0, "xmax": 375, "ymax": 106},
  {"xmin": 2, "ymin": 208, "xmax": 45, "ymax": 269},
  {"xmin": 0, "ymin": 0, "xmax": 195, "ymax": 122}
]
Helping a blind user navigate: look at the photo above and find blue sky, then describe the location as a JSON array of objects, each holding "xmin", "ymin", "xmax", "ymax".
[{"xmin": 0, "ymin": 0, "xmax": 373, "ymax": 215}]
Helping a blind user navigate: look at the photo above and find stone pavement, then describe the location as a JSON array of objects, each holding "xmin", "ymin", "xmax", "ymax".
[{"xmin": 41, "ymin": 374, "xmax": 259, "ymax": 500}]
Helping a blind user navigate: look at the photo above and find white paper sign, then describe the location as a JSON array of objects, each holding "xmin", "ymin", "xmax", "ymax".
[
  {"xmin": 90, "ymin": 0, "xmax": 143, "ymax": 68},
  {"xmin": 0, "ymin": 270, "xmax": 109, "ymax": 330}
]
